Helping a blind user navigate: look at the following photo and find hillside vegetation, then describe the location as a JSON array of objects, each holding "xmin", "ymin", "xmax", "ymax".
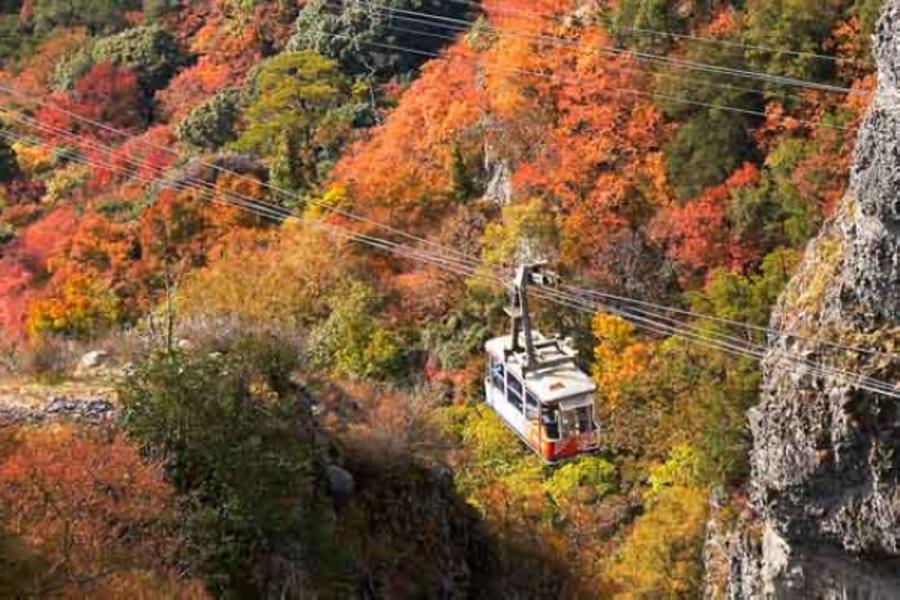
[{"xmin": 0, "ymin": 0, "xmax": 883, "ymax": 596}]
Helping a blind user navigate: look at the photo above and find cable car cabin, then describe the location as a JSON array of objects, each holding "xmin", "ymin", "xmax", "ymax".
[{"xmin": 484, "ymin": 331, "xmax": 599, "ymax": 464}]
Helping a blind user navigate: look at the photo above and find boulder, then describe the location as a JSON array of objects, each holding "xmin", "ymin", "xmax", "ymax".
[
  {"xmin": 326, "ymin": 464, "xmax": 356, "ymax": 509},
  {"xmin": 74, "ymin": 350, "xmax": 111, "ymax": 377}
]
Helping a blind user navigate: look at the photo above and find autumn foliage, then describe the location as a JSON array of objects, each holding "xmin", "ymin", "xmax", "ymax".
[
  {"xmin": 334, "ymin": 41, "xmax": 484, "ymax": 229},
  {"xmin": 36, "ymin": 62, "xmax": 147, "ymax": 143},
  {"xmin": 0, "ymin": 424, "xmax": 203, "ymax": 597},
  {"xmin": 651, "ymin": 162, "xmax": 762, "ymax": 278},
  {"xmin": 0, "ymin": 0, "xmax": 882, "ymax": 595}
]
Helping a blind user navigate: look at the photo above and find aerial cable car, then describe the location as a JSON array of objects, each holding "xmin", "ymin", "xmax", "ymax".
[{"xmin": 484, "ymin": 262, "xmax": 599, "ymax": 463}]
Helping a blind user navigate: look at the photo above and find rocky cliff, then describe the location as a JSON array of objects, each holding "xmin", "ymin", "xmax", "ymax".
[{"xmin": 706, "ymin": 1, "xmax": 900, "ymax": 596}]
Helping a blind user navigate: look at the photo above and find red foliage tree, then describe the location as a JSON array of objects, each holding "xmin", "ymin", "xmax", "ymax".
[
  {"xmin": 0, "ymin": 207, "xmax": 78, "ymax": 343},
  {"xmin": 0, "ymin": 425, "xmax": 203, "ymax": 597},
  {"xmin": 35, "ymin": 62, "xmax": 146, "ymax": 145},
  {"xmin": 651, "ymin": 163, "xmax": 760, "ymax": 278},
  {"xmin": 89, "ymin": 125, "xmax": 177, "ymax": 188}
]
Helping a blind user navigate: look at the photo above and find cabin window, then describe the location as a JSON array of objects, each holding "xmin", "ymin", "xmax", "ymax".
[
  {"xmin": 542, "ymin": 408, "xmax": 560, "ymax": 441},
  {"xmin": 489, "ymin": 358, "xmax": 505, "ymax": 392},
  {"xmin": 560, "ymin": 409, "xmax": 577, "ymax": 436},
  {"xmin": 560, "ymin": 403, "xmax": 594, "ymax": 436},
  {"xmin": 506, "ymin": 373, "xmax": 523, "ymax": 411},
  {"xmin": 507, "ymin": 374, "xmax": 522, "ymax": 397},
  {"xmin": 525, "ymin": 392, "xmax": 539, "ymax": 421},
  {"xmin": 576, "ymin": 405, "xmax": 594, "ymax": 433}
]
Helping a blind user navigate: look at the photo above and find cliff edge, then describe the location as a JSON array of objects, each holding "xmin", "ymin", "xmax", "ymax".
[{"xmin": 706, "ymin": 1, "xmax": 900, "ymax": 596}]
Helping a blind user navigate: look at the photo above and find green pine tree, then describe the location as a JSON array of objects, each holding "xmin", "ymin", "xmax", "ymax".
[{"xmin": 269, "ymin": 130, "xmax": 304, "ymax": 205}]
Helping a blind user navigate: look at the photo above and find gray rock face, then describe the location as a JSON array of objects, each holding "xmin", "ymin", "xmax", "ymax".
[
  {"xmin": 704, "ymin": 513, "xmax": 765, "ymax": 599},
  {"xmin": 0, "ymin": 396, "xmax": 115, "ymax": 425},
  {"xmin": 483, "ymin": 157, "xmax": 512, "ymax": 205},
  {"xmin": 752, "ymin": 0, "xmax": 900, "ymax": 558},
  {"xmin": 770, "ymin": 547, "xmax": 900, "ymax": 599},
  {"xmin": 482, "ymin": 115, "xmax": 513, "ymax": 206},
  {"xmin": 325, "ymin": 464, "xmax": 356, "ymax": 509},
  {"xmin": 708, "ymin": 0, "xmax": 900, "ymax": 595}
]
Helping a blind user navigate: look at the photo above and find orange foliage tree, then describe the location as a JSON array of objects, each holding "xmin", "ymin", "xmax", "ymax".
[
  {"xmin": 156, "ymin": 14, "xmax": 263, "ymax": 121},
  {"xmin": 22, "ymin": 185, "xmax": 256, "ymax": 340},
  {"xmin": 24, "ymin": 208, "xmax": 138, "ymax": 338},
  {"xmin": 334, "ymin": 41, "xmax": 484, "ymax": 230},
  {"xmin": 335, "ymin": 13, "xmax": 669, "ymax": 287},
  {"xmin": 0, "ymin": 424, "xmax": 204, "ymax": 597},
  {"xmin": 486, "ymin": 25, "xmax": 667, "ymax": 279}
]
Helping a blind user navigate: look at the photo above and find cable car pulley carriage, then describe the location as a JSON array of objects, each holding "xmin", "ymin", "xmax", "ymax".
[{"xmin": 484, "ymin": 262, "xmax": 599, "ymax": 464}]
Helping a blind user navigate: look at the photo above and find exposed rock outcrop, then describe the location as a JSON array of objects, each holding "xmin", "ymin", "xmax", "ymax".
[
  {"xmin": 0, "ymin": 395, "xmax": 116, "ymax": 425},
  {"xmin": 333, "ymin": 452, "xmax": 498, "ymax": 599},
  {"xmin": 482, "ymin": 115, "xmax": 514, "ymax": 206},
  {"xmin": 707, "ymin": 0, "xmax": 900, "ymax": 595},
  {"xmin": 73, "ymin": 349, "xmax": 113, "ymax": 378}
]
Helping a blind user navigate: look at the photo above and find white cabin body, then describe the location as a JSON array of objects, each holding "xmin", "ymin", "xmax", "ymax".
[{"xmin": 484, "ymin": 331, "xmax": 599, "ymax": 463}]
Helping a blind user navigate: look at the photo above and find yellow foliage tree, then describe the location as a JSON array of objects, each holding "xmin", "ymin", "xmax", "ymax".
[
  {"xmin": 592, "ymin": 313, "xmax": 654, "ymax": 405},
  {"xmin": 480, "ymin": 198, "xmax": 559, "ymax": 268},
  {"xmin": 592, "ymin": 313, "xmax": 657, "ymax": 455},
  {"xmin": 179, "ymin": 221, "xmax": 349, "ymax": 326},
  {"xmin": 11, "ymin": 142, "xmax": 53, "ymax": 178},
  {"xmin": 27, "ymin": 273, "xmax": 121, "ymax": 339},
  {"xmin": 604, "ymin": 485, "xmax": 709, "ymax": 598},
  {"xmin": 472, "ymin": 198, "xmax": 559, "ymax": 303},
  {"xmin": 647, "ymin": 443, "xmax": 705, "ymax": 501}
]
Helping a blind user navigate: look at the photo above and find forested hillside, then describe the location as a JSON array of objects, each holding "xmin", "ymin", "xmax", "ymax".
[{"xmin": 0, "ymin": 0, "xmax": 893, "ymax": 597}]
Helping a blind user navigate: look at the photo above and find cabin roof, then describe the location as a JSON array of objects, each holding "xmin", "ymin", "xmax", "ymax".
[{"xmin": 485, "ymin": 332, "xmax": 597, "ymax": 404}]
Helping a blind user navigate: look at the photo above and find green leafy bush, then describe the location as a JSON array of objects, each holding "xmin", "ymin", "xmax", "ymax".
[
  {"xmin": 610, "ymin": 0, "xmax": 686, "ymax": 53},
  {"xmin": 0, "ymin": 222, "xmax": 14, "ymax": 245},
  {"xmin": 544, "ymin": 456, "xmax": 617, "ymax": 504},
  {"xmin": 235, "ymin": 51, "xmax": 348, "ymax": 155},
  {"xmin": 43, "ymin": 164, "xmax": 89, "ymax": 203},
  {"xmin": 0, "ymin": 525, "xmax": 48, "ymax": 598},
  {"xmin": 53, "ymin": 25, "xmax": 188, "ymax": 93},
  {"xmin": 142, "ymin": 0, "xmax": 181, "ymax": 22},
  {"xmin": 0, "ymin": 135, "xmax": 20, "ymax": 184},
  {"xmin": 289, "ymin": 0, "xmax": 470, "ymax": 78},
  {"xmin": 119, "ymin": 338, "xmax": 317, "ymax": 596},
  {"xmin": 646, "ymin": 444, "xmax": 703, "ymax": 500},
  {"xmin": 234, "ymin": 51, "xmax": 354, "ymax": 192},
  {"xmin": 175, "ymin": 88, "xmax": 240, "ymax": 151},
  {"xmin": 307, "ymin": 279, "xmax": 402, "ymax": 380},
  {"xmin": 725, "ymin": 139, "xmax": 820, "ymax": 249},
  {"xmin": 742, "ymin": 0, "xmax": 835, "ymax": 85},
  {"xmin": 30, "ymin": 0, "xmax": 140, "ymax": 34},
  {"xmin": 422, "ymin": 311, "xmax": 487, "ymax": 371},
  {"xmin": 0, "ymin": 14, "xmax": 40, "ymax": 63},
  {"xmin": 459, "ymin": 404, "xmax": 525, "ymax": 467},
  {"xmin": 665, "ymin": 110, "xmax": 755, "ymax": 201}
]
